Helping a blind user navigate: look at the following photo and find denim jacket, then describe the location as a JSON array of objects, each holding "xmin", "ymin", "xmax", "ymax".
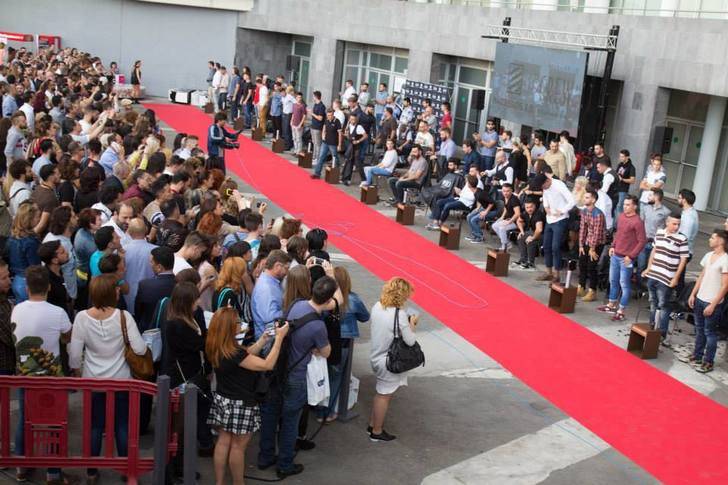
[
  {"xmin": 5, "ymin": 236, "xmax": 41, "ymax": 276},
  {"xmin": 340, "ymin": 292, "xmax": 370, "ymax": 339}
]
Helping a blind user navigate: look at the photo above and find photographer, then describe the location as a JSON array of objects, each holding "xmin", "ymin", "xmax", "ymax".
[{"xmin": 207, "ymin": 112, "xmax": 242, "ymax": 173}]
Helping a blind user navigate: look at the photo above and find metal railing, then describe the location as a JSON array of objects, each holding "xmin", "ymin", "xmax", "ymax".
[{"xmin": 405, "ymin": 0, "xmax": 728, "ymax": 19}]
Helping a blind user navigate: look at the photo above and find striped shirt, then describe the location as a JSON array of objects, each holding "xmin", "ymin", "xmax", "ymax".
[{"xmin": 645, "ymin": 228, "xmax": 689, "ymax": 286}]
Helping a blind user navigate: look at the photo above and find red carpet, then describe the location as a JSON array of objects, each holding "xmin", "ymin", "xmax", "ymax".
[{"xmin": 149, "ymin": 103, "xmax": 728, "ymax": 484}]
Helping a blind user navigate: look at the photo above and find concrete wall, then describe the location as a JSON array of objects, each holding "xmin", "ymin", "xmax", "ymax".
[
  {"xmin": 235, "ymin": 29, "xmax": 292, "ymax": 79},
  {"xmin": 236, "ymin": 0, "xmax": 728, "ymax": 177},
  {"xmin": 0, "ymin": 0, "xmax": 238, "ymax": 96}
]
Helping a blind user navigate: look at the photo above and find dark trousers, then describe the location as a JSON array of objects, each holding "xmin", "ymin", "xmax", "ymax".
[
  {"xmin": 272, "ymin": 115, "xmax": 283, "ymax": 139},
  {"xmin": 171, "ymin": 391, "xmax": 212, "ymax": 476},
  {"xmin": 431, "ymin": 197, "xmax": 468, "ymax": 222},
  {"xmin": 517, "ymin": 230, "xmax": 539, "ymax": 264},
  {"xmin": 342, "ymin": 143, "xmax": 364, "ymax": 183},
  {"xmin": 388, "ymin": 177, "xmax": 420, "ymax": 204},
  {"xmin": 578, "ymin": 244, "xmax": 604, "ymax": 290},
  {"xmin": 282, "ymin": 113, "xmax": 293, "ymax": 148},
  {"xmin": 89, "ymin": 392, "xmax": 129, "ymax": 476},
  {"xmin": 543, "ymin": 218, "xmax": 569, "ymax": 270}
]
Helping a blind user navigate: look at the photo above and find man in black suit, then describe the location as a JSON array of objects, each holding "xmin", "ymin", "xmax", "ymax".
[{"xmin": 134, "ymin": 246, "xmax": 176, "ymax": 332}]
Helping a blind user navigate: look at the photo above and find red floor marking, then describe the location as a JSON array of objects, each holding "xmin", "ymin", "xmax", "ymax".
[{"xmin": 149, "ymin": 103, "xmax": 728, "ymax": 484}]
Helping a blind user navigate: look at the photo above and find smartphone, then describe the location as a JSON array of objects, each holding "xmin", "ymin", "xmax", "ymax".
[
  {"xmin": 256, "ymin": 202, "xmax": 262, "ymax": 208},
  {"xmin": 312, "ymin": 257, "xmax": 325, "ymax": 266},
  {"xmin": 264, "ymin": 322, "xmax": 276, "ymax": 337},
  {"xmin": 226, "ymin": 188, "xmax": 234, "ymax": 196}
]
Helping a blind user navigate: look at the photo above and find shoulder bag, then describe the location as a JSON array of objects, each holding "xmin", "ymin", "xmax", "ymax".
[
  {"xmin": 120, "ymin": 310, "xmax": 155, "ymax": 381},
  {"xmin": 385, "ymin": 308, "xmax": 425, "ymax": 374},
  {"xmin": 142, "ymin": 297, "xmax": 167, "ymax": 362}
]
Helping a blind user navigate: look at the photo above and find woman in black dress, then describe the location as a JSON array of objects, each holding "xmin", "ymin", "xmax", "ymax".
[{"xmin": 131, "ymin": 60, "xmax": 142, "ymax": 101}]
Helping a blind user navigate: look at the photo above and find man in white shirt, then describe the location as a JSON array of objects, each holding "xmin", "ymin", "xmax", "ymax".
[
  {"xmin": 597, "ymin": 158, "xmax": 616, "ymax": 216},
  {"xmin": 217, "ymin": 66, "xmax": 230, "ymax": 111},
  {"xmin": 173, "ymin": 231, "xmax": 209, "ymax": 274},
  {"xmin": 414, "ymin": 120, "xmax": 434, "ymax": 155},
  {"xmin": 102, "ymin": 201, "xmax": 134, "ymax": 247},
  {"xmin": 332, "ymin": 99, "xmax": 346, "ymax": 126},
  {"xmin": 7, "ymin": 160, "xmax": 33, "ymax": 217},
  {"xmin": 341, "ymin": 79, "xmax": 356, "ymax": 105},
  {"xmin": 256, "ymin": 77, "xmax": 269, "ymax": 132},
  {"xmin": 211, "ymin": 64, "xmax": 222, "ymax": 111},
  {"xmin": 639, "ymin": 154, "xmax": 667, "ymax": 213},
  {"xmin": 18, "ymin": 92, "xmax": 35, "ymax": 135},
  {"xmin": 534, "ymin": 170, "xmax": 575, "ymax": 283}
]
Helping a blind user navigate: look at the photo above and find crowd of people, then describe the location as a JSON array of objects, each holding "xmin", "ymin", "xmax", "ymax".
[
  {"xmin": 1, "ymin": 44, "xmax": 728, "ymax": 483},
  {"xmin": 0, "ymin": 47, "xmax": 427, "ymax": 485},
  {"xmin": 205, "ymin": 59, "xmax": 728, "ymax": 376}
]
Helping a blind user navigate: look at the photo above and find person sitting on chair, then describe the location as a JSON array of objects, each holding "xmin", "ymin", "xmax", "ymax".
[
  {"xmin": 422, "ymin": 158, "xmax": 464, "ymax": 225},
  {"xmin": 387, "ymin": 145, "xmax": 427, "ymax": 205},
  {"xmin": 425, "ymin": 175, "xmax": 478, "ymax": 231},
  {"xmin": 490, "ymin": 184, "xmax": 521, "ymax": 251}
]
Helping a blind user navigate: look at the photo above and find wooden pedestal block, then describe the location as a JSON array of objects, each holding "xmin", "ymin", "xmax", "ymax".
[
  {"xmin": 272, "ymin": 138, "xmax": 286, "ymax": 153},
  {"xmin": 548, "ymin": 283, "xmax": 577, "ymax": 314},
  {"xmin": 325, "ymin": 166, "xmax": 341, "ymax": 184},
  {"xmin": 252, "ymin": 127, "xmax": 265, "ymax": 141},
  {"xmin": 627, "ymin": 323, "xmax": 661, "ymax": 359},
  {"xmin": 396, "ymin": 203, "xmax": 415, "ymax": 226},
  {"xmin": 297, "ymin": 152, "xmax": 313, "ymax": 168},
  {"xmin": 234, "ymin": 117, "xmax": 245, "ymax": 131},
  {"xmin": 360, "ymin": 186, "xmax": 378, "ymax": 204},
  {"xmin": 204, "ymin": 102, "xmax": 214, "ymax": 114},
  {"xmin": 486, "ymin": 249, "xmax": 510, "ymax": 277},
  {"xmin": 439, "ymin": 224, "xmax": 461, "ymax": 250}
]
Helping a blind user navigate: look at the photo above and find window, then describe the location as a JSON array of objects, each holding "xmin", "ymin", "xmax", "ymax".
[
  {"xmin": 293, "ymin": 42, "xmax": 311, "ymax": 58},
  {"xmin": 394, "ymin": 56, "xmax": 408, "ymax": 74},
  {"xmin": 458, "ymin": 66, "xmax": 487, "ymax": 87},
  {"xmin": 342, "ymin": 43, "xmax": 409, "ymax": 95}
]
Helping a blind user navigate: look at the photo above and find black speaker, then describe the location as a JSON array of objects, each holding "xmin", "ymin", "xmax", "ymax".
[
  {"xmin": 652, "ymin": 125, "xmax": 673, "ymax": 155},
  {"xmin": 471, "ymin": 89, "xmax": 486, "ymax": 110},
  {"xmin": 286, "ymin": 55, "xmax": 300, "ymax": 72}
]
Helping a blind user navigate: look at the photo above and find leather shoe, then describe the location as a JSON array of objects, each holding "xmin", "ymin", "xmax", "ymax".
[{"xmin": 276, "ymin": 464, "xmax": 304, "ymax": 479}]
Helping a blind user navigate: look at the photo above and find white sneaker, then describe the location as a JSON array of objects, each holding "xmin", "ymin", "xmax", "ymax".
[{"xmin": 359, "ymin": 182, "xmax": 368, "ymax": 188}]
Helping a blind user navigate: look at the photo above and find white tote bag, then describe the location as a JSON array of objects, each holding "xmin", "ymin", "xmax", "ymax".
[{"xmin": 306, "ymin": 354, "xmax": 330, "ymax": 407}]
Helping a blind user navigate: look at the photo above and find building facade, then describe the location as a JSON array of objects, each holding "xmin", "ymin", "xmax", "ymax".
[{"xmin": 4, "ymin": 0, "xmax": 728, "ymax": 213}]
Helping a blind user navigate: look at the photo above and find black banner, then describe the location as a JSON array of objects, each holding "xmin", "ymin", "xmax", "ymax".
[{"xmin": 402, "ymin": 80, "xmax": 450, "ymax": 118}]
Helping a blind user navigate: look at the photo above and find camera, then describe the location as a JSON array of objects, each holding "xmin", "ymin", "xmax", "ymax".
[
  {"xmin": 256, "ymin": 201, "xmax": 262, "ymax": 208},
  {"xmin": 274, "ymin": 318, "xmax": 287, "ymax": 328}
]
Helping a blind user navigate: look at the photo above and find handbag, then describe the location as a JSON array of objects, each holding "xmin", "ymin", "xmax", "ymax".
[
  {"xmin": 385, "ymin": 308, "xmax": 425, "ymax": 374},
  {"xmin": 142, "ymin": 297, "xmax": 167, "ymax": 362},
  {"xmin": 119, "ymin": 310, "xmax": 155, "ymax": 381}
]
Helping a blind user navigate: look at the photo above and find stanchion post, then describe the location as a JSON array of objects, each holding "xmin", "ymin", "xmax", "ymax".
[
  {"xmin": 152, "ymin": 375, "xmax": 170, "ymax": 485},
  {"xmin": 183, "ymin": 385, "xmax": 198, "ymax": 485},
  {"xmin": 337, "ymin": 340, "xmax": 359, "ymax": 422}
]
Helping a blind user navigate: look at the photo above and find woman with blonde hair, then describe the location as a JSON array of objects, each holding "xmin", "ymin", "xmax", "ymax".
[
  {"xmin": 283, "ymin": 265, "xmax": 311, "ymax": 311},
  {"xmin": 206, "ymin": 307, "xmax": 288, "ymax": 485},
  {"xmin": 212, "ymin": 256, "xmax": 253, "ymax": 324},
  {"xmin": 6, "ymin": 202, "xmax": 42, "ymax": 302},
  {"xmin": 368, "ymin": 277, "xmax": 419, "ymax": 442},
  {"xmin": 571, "ymin": 175, "xmax": 589, "ymax": 209}
]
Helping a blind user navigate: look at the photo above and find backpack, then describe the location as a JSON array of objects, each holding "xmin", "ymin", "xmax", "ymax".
[{"xmin": 254, "ymin": 304, "xmax": 321, "ymax": 402}]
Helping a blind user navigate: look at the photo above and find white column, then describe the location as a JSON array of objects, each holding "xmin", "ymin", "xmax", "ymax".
[
  {"xmin": 693, "ymin": 95, "xmax": 727, "ymax": 211},
  {"xmin": 583, "ymin": 0, "xmax": 609, "ymax": 14}
]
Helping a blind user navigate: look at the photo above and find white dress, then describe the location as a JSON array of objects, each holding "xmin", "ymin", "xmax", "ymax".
[{"xmin": 369, "ymin": 302, "xmax": 418, "ymax": 395}]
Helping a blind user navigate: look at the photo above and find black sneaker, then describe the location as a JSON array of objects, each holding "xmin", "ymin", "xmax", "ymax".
[
  {"xmin": 295, "ymin": 438, "xmax": 316, "ymax": 451},
  {"xmin": 276, "ymin": 464, "xmax": 304, "ymax": 479},
  {"xmin": 369, "ymin": 429, "xmax": 397, "ymax": 442}
]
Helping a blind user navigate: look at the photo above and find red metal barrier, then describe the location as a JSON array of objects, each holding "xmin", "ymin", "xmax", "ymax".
[{"xmin": 0, "ymin": 376, "xmax": 179, "ymax": 485}]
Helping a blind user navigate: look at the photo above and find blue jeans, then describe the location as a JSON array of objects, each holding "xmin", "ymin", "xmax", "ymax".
[
  {"xmin": 482, "ymin": 155, "xmax": 495, "ymax": 171},
  {"xmin": 314, "ymin": 144, "xmax": 341, "ymax": 176},
  {"xmin": 608, "ymin": 254, "xmax": 634, "ymax": 309},
  {"xmin": 358, "ymin": 139, "xmax": 369, "ymax": 165},
  {"xmin": 364, "ymin": 166, "xmax": 392, "ymax": 186},
  {"xmin": 615, "ymin": 192, "xmax": 627, "ymax": 220},
  {"xmin": 11, "ymin": 275, "xmax": 27, "ymax": 303},
  {"xmin": 693, "ymin": 298, "xmax": 723, "ymax": 364},
  {"xmin": 542, "ymin": 218, "xmax": 569, "ymax": 270},
  {"xmin": 647, "ymin": 279, "xmax": 672, "ymax": 337},
  {"xmin": 258, "ymin": 378, "xmax": 307, "ymax": 473},
  {"xmin": 230, "ymin": 98, "xmax": 240, "ymax": 121},
  {"xmin": 281, "ymin": 113, "xmax": 293, "ymax": 148},
  {"xmin": 467, "ymin": 207, "xmax": 499, "ymax": 239},
  {"xmin": 243, "ymin": 104, "xmax": 255, "ymax": 129},
  {"xmin": 431, "ymin": 197, "xmax": 468, "ymax": 222},
  {"xmin": 89, "ymin": 392, "xmax": 129, "ymax": 475},
  {"xmin": 636, "ymin": 242, "xmax": 653, "ymax": 291}
]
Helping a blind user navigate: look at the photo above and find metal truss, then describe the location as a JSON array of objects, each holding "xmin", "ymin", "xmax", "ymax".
[{"xmin": 482, "ymin": 24, "xmax": 617, "ymax": 51}]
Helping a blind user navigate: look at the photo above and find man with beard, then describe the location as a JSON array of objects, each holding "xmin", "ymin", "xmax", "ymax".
[{"xmin": 102, "ymin": 200, "xmax": 134, "ymax": 247}]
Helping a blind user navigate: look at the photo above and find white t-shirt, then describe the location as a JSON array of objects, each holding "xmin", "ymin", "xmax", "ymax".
[
  {"xmin": 596, "ymin": 191, "xmax": 613, "ymax": 231},
  {"xmin": 601, "ymin": 169, "xmax": 615, "ymax": 195},
  {"xmin": 12, "ymin": 300, "xmax": 72, "ymax": 359},
  {"xmin": 173, "ymin": 254, "xmax": 192, "ymax": 275},
  {"xmin": 257, "ymin": 85, "xmax": 269, "ymax": 107},
  {"xmin": 381, "ymin": 149, "xmax": 399, "ymax": 172},
  {"xmin": 71, "ymin": 133, "xmax": 91, "ymax": 146},
  {"xmin": 458, "ymin": 184, "xmax": 476, "ymax": 208},
  {"xmin": 697, "ymin": 251, "xmax": 728, "ymax": 303},
  {"xmin": 79, "ymin": 119, "xmax": 93, "ymax": 135},
  {"xmin": 639, "ymin": 169, "xmax": 667, "ymax": 204},
  {"xmin": 8, "ymin": 180, "xmax": 31, "ymax": 217}
]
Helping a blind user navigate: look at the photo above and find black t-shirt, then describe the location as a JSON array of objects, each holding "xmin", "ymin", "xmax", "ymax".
[
  {"xmin": 215, "ymin": 349, "xmax": 258, "ymax": 402},
  {"xmin": 502, "ymin": 195, "xmax": 521, "ymax": 219},
  {"xmin": 242, "ymin": 82, "xmax": 254, "ymax": 105},
  {"xmin": 47, "ymin": 269, "xmax": 70, "ymax": 317},
  {"xmin": 57, "ymin": 180, "xmax": 76, "ymax": 205},
  {"xmin": 311, "ymin": 102, "xmax": 326, "ymax": 130},
  {"xmin": 323, "ymin": 118, "xmax": 342, "ymax": 146},
  {"xmin": 162, "ymin": 318, "xmax": 206, "ymax": 389},
  {"xmin": 360, "ymin": 112, "xmax": 375, "ymax": 134},
  {"xmin": 520, "ymin": 209, "xmax": 545, "ymax": 232},
  {"xmin": 476, "ymin": 189, "xmax": 495, "ymax": 209},
  {"xmin": 616, "ymin": 160, "xmax": 635, "ymax": 193}
]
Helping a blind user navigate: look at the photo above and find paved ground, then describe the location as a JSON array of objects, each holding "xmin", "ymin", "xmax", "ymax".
[{"xmin": 5, "ymin": 100, "xmax": 725, "ymax": 484}]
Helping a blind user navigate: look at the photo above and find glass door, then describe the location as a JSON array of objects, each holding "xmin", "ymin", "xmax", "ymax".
[{"xmin": 662, "ymin": 121, "xmax": 701, "ymax": 198}]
